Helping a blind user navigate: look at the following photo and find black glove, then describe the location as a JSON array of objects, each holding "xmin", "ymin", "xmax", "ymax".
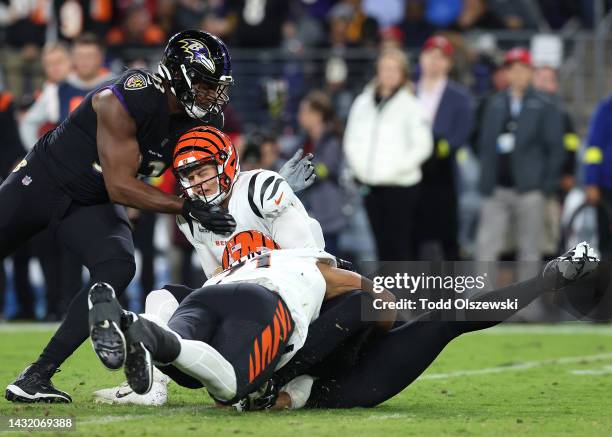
[
  {"xmin": 181, "ymin": 199, "xmax": 236, "ymax": 235},
  {"xmin": 336, "ymin": 257, "xmax": 356, "ymax": 272},
  {"xmin": 232, "ymin": 379, "xmax": 279, "ymax": 412}
]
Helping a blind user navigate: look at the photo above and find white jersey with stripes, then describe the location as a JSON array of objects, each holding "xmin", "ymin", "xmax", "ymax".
[{"xmin": 176, "ymin": 169, "xmax": 325, "ymax": 278}]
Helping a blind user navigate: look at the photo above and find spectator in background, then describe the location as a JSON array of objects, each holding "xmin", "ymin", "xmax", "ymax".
[
  {"xmin": 327, "ymin": 1, "xmax": 379, "ymax": 49},
  {"xmin": 475, "ymin": 48, "xmax": 564, "ymax": 269},
  {"xmin": 17, "ymin": 42, "xmax": 71, "ymax": 148},
  {"xmin": 344, "ymin": 48, "xmax": 433, "ymax": 260},
  {"xmin": 583, "ymin": 95, "xmax": 612, "ymax": 256},
  {"xmin": 240, "ymin": 132, "xmax": 281, "ymax": 172},
  {"xmin": 324, "ymin": 56, "xmax": 355, "ymax": 124},
  {"xmin": 533, "ymin": 66, "xmax": 580, "ymax": 257},
  {"xmin": 106, "ymin": 5, "xmax": 165, "ymax": 46},
  {"xmin": 402, "ymin": 0, "xmax": 435, "ymax": 48},
  {"xmin": 20, "ymin": 34, "xmax": 111, "ymax": 149},
  {"xmin": 52, "ymin": 0, "xmax": 115, "ymax": 43},
  {"xmin": 533, "ymin": 66, "xmax": 579, "ymax": 194},
  {"xmin": 0, "ymin": 89, "xmax": 33, "ymax": 319},
  {"xmin": 229, "ymin": 0, "xmax": 289, "ymax": 48},
  {"xmin": 454, "ymin": 0, "xmax": 505, "ymax": 31},
  {"xmin": 173, "ymin": 0, "xmax": 210, "ymax": 31},
  {"xmin": 415, "ymin": 36, "xmax": 474, "ymax": 260},
  {"xmin": 379, "ymin": 26, "xmax": 405, "ymax": 50},
  {"xmin": 0, "ymin": 0, "xmax": 48, "ymax": 102},
  {"xmin": 39, "ymin": 42, "xmax": 73, "ymax": 89},
  {"xmin": 488, "ymin": 0, "xmax": 540, "ymax": 30},
  {"xmin": 294, "ymin": 90, "xmax": 346, "ymax": 255}
]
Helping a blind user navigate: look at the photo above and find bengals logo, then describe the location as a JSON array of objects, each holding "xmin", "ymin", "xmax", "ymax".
[
  {"xmin": 178, "ymin": 39, "xmax": 216, "ymax": 74},
  {"xmin": 124, "ymin": 73, "xmax": 147, "ymax": 91}
]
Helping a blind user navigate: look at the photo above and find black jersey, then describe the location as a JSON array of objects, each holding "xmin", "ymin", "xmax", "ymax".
[{"xmin": 35, "ymin": 69, "xmax": 221, "ymax": 205}]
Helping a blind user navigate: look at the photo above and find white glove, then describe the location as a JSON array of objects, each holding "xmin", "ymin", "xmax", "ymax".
[{"xmin": 279, "ymin": 148, "xmax": 316, "ymax": 192}]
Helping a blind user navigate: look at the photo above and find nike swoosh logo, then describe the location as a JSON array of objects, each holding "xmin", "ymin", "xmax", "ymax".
[
  {"xmin": 274, "ymin": 192, "xmax": 284, "ymax": 205},
  {"xmin": 115, "ymin": 388, "xmax": 133, "ymax": 399}
]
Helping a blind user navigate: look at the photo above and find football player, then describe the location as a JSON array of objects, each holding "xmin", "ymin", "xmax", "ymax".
[
  {"xmin": 172, "ymin": 125, "xmax": 323, "ymax": 277},
  {"xmin": 3, "ymin": 30, "xmax": 311, "ymax": 404},
  {"xmin": 267, "ymin": 243, "xmax": 601, "ymax": 410},
  {"xmin": 87, "ymin": 230, "xmax": 396, "ymax": 406},
  {"xmin": 92, "ymin": 127, "xmax": 327, "ymax": 405}
]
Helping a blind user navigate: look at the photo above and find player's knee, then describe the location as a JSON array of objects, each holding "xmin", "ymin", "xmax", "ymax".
[
  {"xmin": 161, "ymin": 284, "xmax": 195, "ymax": 304},
  {"xmin": 144, "ymin": 289, "xmax": 180, "ymax": 322},
  {"xmin": 90, "ymin": 257, "xmax": 136, "ymax": 294}
]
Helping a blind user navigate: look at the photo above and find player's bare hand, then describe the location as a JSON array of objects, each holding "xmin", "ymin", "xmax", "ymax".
[
  {"xmin": 279, "ymin": 148, "xmax": 316, "ymax": 192},
  {"xmin": 182, "ymin": 199, "xmax": 236, "ymax": 235}
]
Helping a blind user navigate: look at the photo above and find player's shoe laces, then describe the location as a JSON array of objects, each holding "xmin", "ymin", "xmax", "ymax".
[
  {"xmin": 542, "ymin": 242, "xmax": 600, "ymax": 290},
  {"xmin": 5, "ymin": 363, "xmax": 72, "ymax": 403},
  {"xmin": 88, "ymin": 282, "xmax": 126, "ymax": 370},
  {"xmin": 92, "ymin": 367, "xmax": 169, "ymax": 406}
]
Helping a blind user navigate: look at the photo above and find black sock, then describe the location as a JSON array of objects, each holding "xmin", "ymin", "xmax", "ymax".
[{"xmin": 133, "ymin": 317, "xmax": 181, "ymax": 364}]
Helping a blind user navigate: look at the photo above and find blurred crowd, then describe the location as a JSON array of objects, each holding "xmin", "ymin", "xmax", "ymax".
[{"xmin": 1, "ymin": 0, "xmax": 612, "ymax": 321}]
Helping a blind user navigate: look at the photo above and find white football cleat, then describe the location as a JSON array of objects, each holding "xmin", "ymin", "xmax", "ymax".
[
  {"xmin": 92, "ymin": 367, "xmax": 169, "ymax": 406},
  {"xmin": 543, "ymin": 242, "xmax": 600, "ymax": 290}
]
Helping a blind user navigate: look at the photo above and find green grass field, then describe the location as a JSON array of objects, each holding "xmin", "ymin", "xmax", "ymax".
[{"xmin": 1, "ymin": 323, "xmax": 611, "ymax": 436}]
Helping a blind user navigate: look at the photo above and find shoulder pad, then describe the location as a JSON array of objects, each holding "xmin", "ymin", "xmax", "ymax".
[
  {"xmin": 246, "ymin": 170, "xmax": 294, "ymax": 219},
  {"xmin": 112, "ymin": 69, "xmax": 165, "ymax": 122}
]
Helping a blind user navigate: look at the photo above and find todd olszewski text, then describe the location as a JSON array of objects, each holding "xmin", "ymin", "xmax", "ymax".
[{"xmin": 372, "ymin": 298, "xmax": 519, "ymax": 311}]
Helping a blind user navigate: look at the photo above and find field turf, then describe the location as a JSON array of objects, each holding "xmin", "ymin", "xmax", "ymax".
[{"xmin": 0, "ymin": 323, "xmax": 611, "ymax": 436}]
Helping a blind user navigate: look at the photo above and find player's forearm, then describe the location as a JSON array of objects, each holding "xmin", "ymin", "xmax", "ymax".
[
  {"xmin": 107, "ymin": 177, "xmax": 184, "ymax": 214},
  {"xmin": 360, "ymin": 277, "xmax": 397, "ymax": 331},
  {"xmin": 322, "ymin": 265, "xmax": 397, "ymax": 331}
]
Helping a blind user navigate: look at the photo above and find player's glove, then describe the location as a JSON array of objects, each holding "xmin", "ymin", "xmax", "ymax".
[
  {"xmin": 181, "ymin": 199, "xmax": 236, "ymax": 235},
  {"xmin": 232, "ymin": 379, "xmax": 279, "ymax": 412},
  {"xmin": 336, "ymin": 257, "xmax": 356, "ymax": 272},
  {"xmin": 279, "ymin": 148, "xmax": 315, "ymax": 192}
]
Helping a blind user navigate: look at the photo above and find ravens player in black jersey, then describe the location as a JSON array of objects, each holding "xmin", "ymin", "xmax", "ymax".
[{"xmin": 1, "ymin": 30, "xmax": 239, "ymax": 403}]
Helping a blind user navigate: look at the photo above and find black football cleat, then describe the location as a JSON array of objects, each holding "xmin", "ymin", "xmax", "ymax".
[
  {"xmin": 542, "ymin": 242, "xmax": 600, "ymax": 290},
  {"xmin": 122, "ymin": 313, "xmax": 154, "ymax": 395},
  {"xmin": 5, "ymin": 363, "xmax": 72, "ymax": 403},
  {"xmin": 88, "ymin": 282, "xmax": 126, "ymax": 370}
]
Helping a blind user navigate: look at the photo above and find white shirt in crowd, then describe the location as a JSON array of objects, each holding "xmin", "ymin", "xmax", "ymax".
[{"xmin": 343, "ymin": 85, "xmax": 433, "ymax": 187}]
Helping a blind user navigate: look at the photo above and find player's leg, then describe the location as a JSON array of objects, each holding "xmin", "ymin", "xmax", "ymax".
[
  {"xmin": 0, "ymin": 151, "xmax": 63, "ymax": 257},
  {"xmin": 90, "ymin": 286, "xmax": 188, "ymax": 406},
  {"xmin": 161, "ymin": 283, "xmax": 294, "ymax": 403},
  {"xmin": 475, "ymin": 189, "xmax": 510, "ymax": 261},
  {"xmin": 5, "ymin": 204, "xmax": 136, "ymax": 403},
  {"xmin": 273, "ymin": 290, "xmax": 376, "ymax": 388},
  {"xmin": 90, "ymin": 283, "xmax": 293, "ymax": 403},
  {"xmin": 306, "ymin": 243, "xmax": 600, "ymax": 408}
]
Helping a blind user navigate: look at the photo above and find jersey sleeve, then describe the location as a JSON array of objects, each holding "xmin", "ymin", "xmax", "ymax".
[
  {"xmin": 246, "ymin": 170, "xmax": 296, "ymax": 219},
  {"xmin": 109, "ymin": 69, "xmax": 164, "ymax": 126},
  {"xmin": 244, "ymin": 170, "xmax": 325, "ymax": 250}
]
